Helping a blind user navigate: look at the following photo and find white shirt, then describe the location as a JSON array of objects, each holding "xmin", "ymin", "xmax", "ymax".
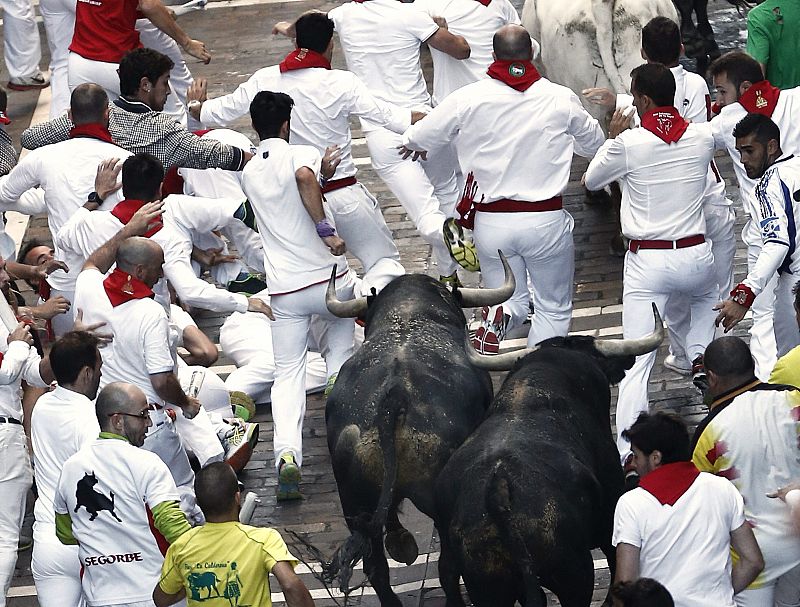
[
  {"xmin": 241, "ymin": 139, "xmax": 347, "ymax": 294},
  {"xmin": 613, "ymin": 472, "xmax": 745, "ymax": 607},
  {"xmin": 328, "ymin": 0, "xmax": 439, "ymax": 126},
  {"xmin": 56, "ymin": 199, "xmax": 249, "ymax": 313},
  {"xmin": 744, "ymin": 155, "xmax": 800, "ymax": 296},
  {"xmin": 413, "ymin": 0, "xmax": 520, "ymax": 105},
  {"xmin": 0, "ymin": 334, "xmax": 45, "ymax": 419},
  {"xmin": 200, "ymin": 66, "xmax": 411, "ymax": 179},
  {"xmin": 74, "ymin": 268, "xmax": 176, "ymax": 407},
  {"xmin": 402, "ymin": 77, "xmax": 604, "ymax": 202},
  {"xmin": 31, "ymin": 386, "xmax": 99, "ymax": 544},
  {"xmin": 585, "ymin": 122, "xmax": 714, "ymax": 240},
  {"xmin": 54, "ymin": 437, "xmax": 181, "ymax": 606},
  {"xmin": 0, "ymin": 136, "xmax": 128, "ymax": 290}
]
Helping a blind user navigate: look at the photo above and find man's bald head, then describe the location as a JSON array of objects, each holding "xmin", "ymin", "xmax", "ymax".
[
  {"xmin": 116, "ymin": 237, "xmax": 163, "ymax": 274},
  {"xmin": 95, "ymin": 382, "xmax": 144, "ymax": 430},
  {"xmin": 70, "ymin": 84, "xmax": 109, "ymax": 125},
  {"xmin": 493, "ymin": 25, "xmax": 533, "ymax": 61}
]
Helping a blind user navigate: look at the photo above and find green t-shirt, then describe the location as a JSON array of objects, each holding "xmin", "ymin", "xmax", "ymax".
[
  {"xmin": 747, "ymin": 0, "xmax": 800, "ymax": 90},
  {"xmin": 159, "ymin": 521, "xmax": 298, "ymax": 607}
]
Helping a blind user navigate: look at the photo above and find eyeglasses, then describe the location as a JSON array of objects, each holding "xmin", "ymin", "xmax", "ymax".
[{"xmin": 108, "ymin": 409, "xmax": 150, "ymax": 419}]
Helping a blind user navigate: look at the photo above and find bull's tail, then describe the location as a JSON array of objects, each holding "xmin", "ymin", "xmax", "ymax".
[
  {"xmin": 590, "ymin": 0, "xmax": 629, "ymax": 93},
  {"xmin": 324, "ymin": 383, "xmax": 406, "ymax": 594},
  {"xmin": 486, "ymin": 463, "xmax": 542, "ymax": 606}
]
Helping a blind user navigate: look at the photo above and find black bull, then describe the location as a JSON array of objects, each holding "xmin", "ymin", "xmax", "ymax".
[
  {"xmin": 673, "ymin": 0, "xmax": 750, "ymax": 74},
  {"xmin": 322, "ymin": 255, "xmax": 515, "ymax": 607},
  {"xmin": 435, "ymin": 306, "xmax": 664, "ymax": 607}
]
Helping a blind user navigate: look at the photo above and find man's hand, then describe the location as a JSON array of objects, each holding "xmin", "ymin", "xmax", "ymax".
[
  {"xmin": 183, "ymin": 39, "xmax": 211, "ymax": 63},
  {"xmin": 34, "ymin": 296, "xmax": 70, "ymax": 320},
  {"xmin": 8, "ymin": 322, "xmax": 33, "ymax": 346},
  {"xmin": 73, "ymin": 308, "xmax": 113, "ymax": 345},
  {"xmin": 34, "ymin": 259, "xmax": 69, "ymax": 282},
  {"xmin": 95, "ymin": 158, "xmax": 123, "ymax": 202},
  {"xmin": 608, "ymin": 108, "xmax": 634, "ymax": 139},
  {"xmin": 322, "ymin": 235, "xmax": 346, "ymax": 256},
  {"xmin": 432, "ymin": 15, "xmax": 448, "ymax": 29},
  {"xmin": 247, "ymin": 297, "xmax": 275, "ymax": 319},
  {"xmin": 186, "ymin": 78, "xmax": 207, "ymax": 120},
  {"xmin": 397, "ymin": 145, "xmax": 427, "ymax": 162},
  {"xmin": 181, "ymin": 396, "xmax": 201, "ymax": 420},
  {"xmin": 192, "ymin": 246, "xmax": 238, "ymax": 268},
  {"xmin": 125, "ymin": 201, "xmax": 165, "ymax": 236},
  {"xmin": 321, "ymin": 145, "xmax": 342, "ymax": 181},
  {"xmin": 714, "ymin": 299, "xmax": 748, "ymax": 332},
  {"xmin": 582, "ymin": 87, "xmax": 616, "ymax": 110},
  {"xmin": 272, "ymin": 20, "xmax": 296, "ymax": 37},
  {"xmin": 767, "ymin": 481, "xmax": 800, "ymax": 500}
]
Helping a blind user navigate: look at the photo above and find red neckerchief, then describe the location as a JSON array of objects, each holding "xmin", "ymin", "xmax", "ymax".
[
  {"xmin": 641, "ymin": 106, "xmax": 689, "ymax": 144},
  {"xmin": 111, "ymin": 199, "xmax": 163, "ymax": 238},
  {"xmin": 0, "ymin": 111, "xmax": 10, "ymax": 125},
  {"xmin": 487, "ymin": 60, "xmax": 541, "ymax": 92},
  {"xmin": 102, "ymin": 267, "xmax": 154, "ymax": 307},
  {"xmin": 738, "ymin": 80, "xmax": 781, "ymax": 117},
  {"xmin": 68, "ymin": 123, "xmax": 114, "ymax": 144},
  {"xmin": 475, "ymin": 0, "xmax": 491, "ymax": 6},
  {"xmin": 279, "ymin": 48, "xmax": 331, "ymax": 73},
  {"xmin": 639, "ymin": 461, "xmax": 700, "ymax": 506}
]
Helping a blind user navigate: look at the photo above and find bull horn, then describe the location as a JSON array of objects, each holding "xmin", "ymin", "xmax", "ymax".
[
  {"xmin": 594, "ymin": 303, "xmax": 664, "ymax": 357},
  {"xmin": 456, "ymin": 251, "xmax": 516, "ymax": 308},
  {"xmin": 325, "ymin": 265, "xmax": 368, "ymax": 318},
  {"xmin": 464, "ymin": 333, "xmax": 537, "ymax": 371}
]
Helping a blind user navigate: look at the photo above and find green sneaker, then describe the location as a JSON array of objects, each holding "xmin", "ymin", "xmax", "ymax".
[
  {"xmin": 439, "ymin": 272, "xmax": 463, "ymax": 289},
  {"xmin": 324, "ymin": 372, "xmax": 338, "ymax": 397},
  {"xmin": 443, "ymin": 218, "xmax": 480, "ymax": 272},
  {"xmin": 229, "ymin": 390, "xmax": 256, "ymax": 421},
  {"xmin": 277, "ymin": 452, "xmax": 302, "ymax": 501}
]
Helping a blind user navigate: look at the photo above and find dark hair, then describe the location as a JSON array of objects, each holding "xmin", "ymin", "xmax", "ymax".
[
  {"xmin": 611, "ymin": 579, "xmax": 675, "ymax": 607},
  {"xmin": 49, "ymin": 331, "xmax": 100, "ymax": 385},
  {"xmin": 709, "ymin": 52, "xmax": 764, "ymax": 94},
  {"xmin": 250, "ymin": 91, "xmax": 294, "ymax": 140},
  {"xmin": 70, "ymin": 84, "xmax": 108, "ymax": 125},
  {"xmin": 17, "ymin": 238, "xmax": 49, "ymax": 265},
  {"xmin": 0, "ymin": 87, "xmax": 8, "ymax": 113},
  {"xmin": 642, "ymin": 17, "xmax": 682, "ymax": 65},
  {"xmin": 195, "ymin": 462, "xmax": 239, "ymax": 518},
  {"xmin": 704, "ymin": 336, "xmax": 756, "ymax": 378},
  {"xmin": 733, "ymin": 113, "xmax": 781, "ymax": 147},
  {"xmin": 295, "ymin": 12, "xmax": 334, "ymax": 54},
  {"xmin": 118, "ymin": 48, "xmax": 174, "ymax": 97},
  {"xmin": 630, "ymin": 63, "xmax": 676, "ymax": 107},
  {"xmin": 122, "ymin": 153, "xmax": 164, "ymax": 201},
  {"xmin": 492, "ymin": 26, "xmax": 533, "ymax": 61},
  {"xmin": 794, "ymin": 280, "xmax": 800, "ymax": 310},
  {"xmin": 621, "ymin": 412, "xmax": 690, "ymax": 464}
]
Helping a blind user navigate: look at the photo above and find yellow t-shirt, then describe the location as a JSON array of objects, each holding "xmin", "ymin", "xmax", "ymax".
[
  {"xmin": 770, "ymin": 345, "xmax": 800, "ymax": 387},
  {"xmin": 159, "ymin": 521, "xmax": 298, "ymax": 607}
]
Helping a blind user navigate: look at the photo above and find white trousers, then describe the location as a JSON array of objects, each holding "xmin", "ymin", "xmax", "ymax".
[
  {"xmin": 50, "ymin": 287, "xmax": 75, "ymax": 338},
  {"xmin": 324, "ymin": 182, "xmax": 404, "ymax": 295},
  {"xmin": 474, "ymin": 210, "xmax": 575, "ymax": 346},
  {"xmin": 615, "ymin": 243, "xmax": 717, "ymax": 461},
  {"xmin": 32, "ymin": 539, "xmax": 85, "ymax": 607},
  {"xmin": 743, "ymin": 218, "xmax": 779, "ymax": 380},
  {"xmin": 1, "ymin": 0, "xmax": 42, "ymax": 80},
  {"xmin": 365, "ymin": 127, "xmax": 459, "ymax": 276},
  {"xmin": 735, "ymin": 561, "xmax": 800, "ymax": 606},
  {"xmin": 775, "ymin": 272, "xmax": 800, "ymax": 358},
  {"xmin": 665, "ymin": 204, "xmax": 736, "ymax": 361},
  {"xmin": 220, "ymin": 315, "xmax": 327, "ymax": 404},
  {"xmin": 269, "ymin": 273, "xmax": 356, "ymax": 469},
  {"xmin": 39, "ymin": 0, "xmax": 75, "ymax": 117},
  {"xmin": 0, "ymin": 422, "xmax": 32, "ymax": 607}
]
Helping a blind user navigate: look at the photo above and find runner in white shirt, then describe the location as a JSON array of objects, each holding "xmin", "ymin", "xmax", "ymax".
[
  {"xmin": 0, "ymin": 260, "xmax": 51, "ymax": 606},
  {"xmin": 708, "ymin": 52, "xmax": 800, "ymax": 378},
  {"xmin": 276, "ymin": 3, "xmax": 476, "ymax": 283},
  {"xmin": 402, "ymin": 25, "xmax": 605, "ymax": 352},
  {"xmin": 54, "ymin": 382, "xmax": 191, "ymax": 607},
  {"xmin": 193, "ymin": 14, "xmax": 409, "ymax": 294},
  {"xmin": 0, "ymin": 84, "xmax": 129, "ymax": 336},
  {"xmin": 30, "ymin": 331, "xmax": 103, "ymax": 607},
  {"xmin": 715, "ymin": 115, "xmax": 800, "ymax": 354},
  {"xmin": 241, "ymin": 91, "xmax": 356, "ymax": 501},
  {"xmin": 584, "ymin": 63, "xmax": 717, "ymax": 463},
  {"xmin": 413, "ymin": 0, "xmax": 523, "ymax": 105}
]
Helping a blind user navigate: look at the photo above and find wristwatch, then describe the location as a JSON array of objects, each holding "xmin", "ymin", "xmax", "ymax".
[
  {"xmin": 187, "ymin": 100, "xmax": 202, "ymax": 115},
  {"xmin": 87, "ymin": 191, "xmax": 103, "ymax": 205}
]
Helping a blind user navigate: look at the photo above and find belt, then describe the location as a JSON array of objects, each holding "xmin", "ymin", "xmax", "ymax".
[
  {"xmin": 476, "ymin": 196, "xmax": 563, "ymax": 213},
  {"xmin": 0, "ymin": 416, "xmax": 22, "ymax": 425},
  {"xmin": 628, "ymin": 234, "xmax": 705, "ymax": 253},
  {"xmin": 321, "ymin": 176, "xmax": 357, "ymax": 194}
]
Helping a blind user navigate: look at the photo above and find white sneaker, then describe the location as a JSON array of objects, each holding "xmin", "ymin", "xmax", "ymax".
[
  {"xmin": 663, "ymin": 354, "xmax": 691, "ymax": 376},
  {"xmin": 8, "ymin": 70, "xmax": 50, "ymax": 91}
]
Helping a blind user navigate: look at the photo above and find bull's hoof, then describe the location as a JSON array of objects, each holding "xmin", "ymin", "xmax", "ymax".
[
  {"xmin": 583, "ymin": 187, "xmax": 611, "ymax": 206},
  {"xmin": 384, "ymin": 528, "xmax": 419, "ymax": 565}
]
